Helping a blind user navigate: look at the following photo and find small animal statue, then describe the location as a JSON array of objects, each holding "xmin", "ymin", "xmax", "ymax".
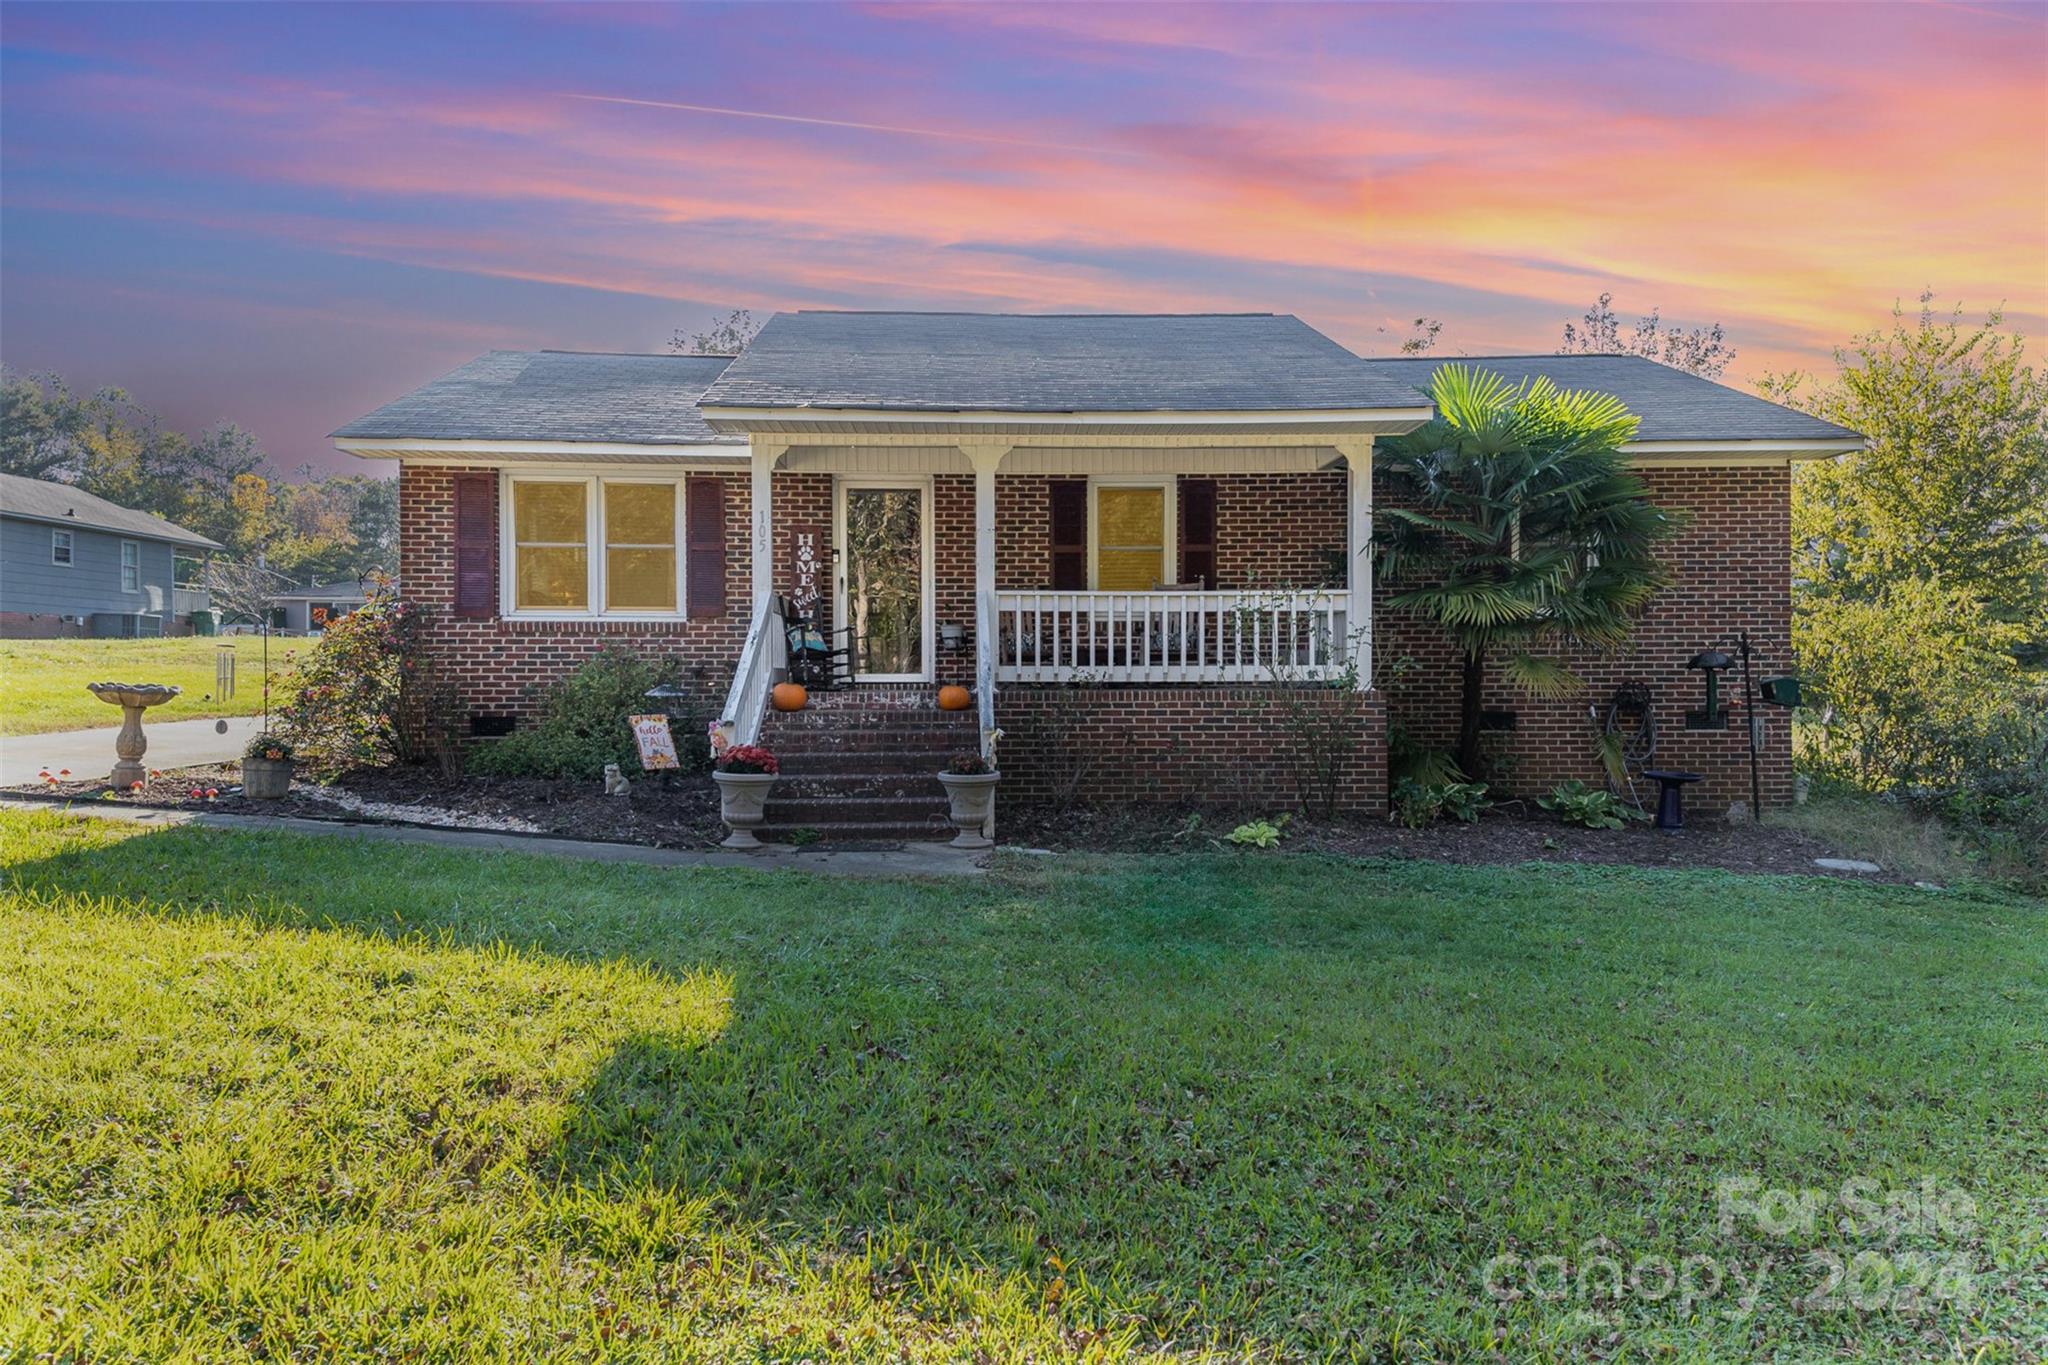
[{"xmin": 603, "ymin": 763, "xmax": 631, "ymax": 797}]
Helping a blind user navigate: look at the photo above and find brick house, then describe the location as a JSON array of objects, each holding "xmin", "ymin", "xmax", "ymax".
[{"xmin": 334, "ymin": 312, "xmax": 1861, "ymax": 835}]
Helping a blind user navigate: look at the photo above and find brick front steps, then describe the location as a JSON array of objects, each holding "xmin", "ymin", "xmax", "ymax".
[{"xmin": 758, "ymin": 690, "xmax": 976, "ymax": 843}]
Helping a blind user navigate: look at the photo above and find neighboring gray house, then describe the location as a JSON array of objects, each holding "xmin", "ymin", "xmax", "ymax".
[
  {"xmin": 270, "ymin": 577, "xmax": 393, "ymax": 634},
  {"xmin": 0, "ymin": 473, "xmax": 222, "ymax": 638}
]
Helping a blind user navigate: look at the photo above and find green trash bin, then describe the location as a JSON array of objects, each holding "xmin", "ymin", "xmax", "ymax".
[{"xmin": 190, "ymin": 610, "xmax": 216, "ymax": 636}]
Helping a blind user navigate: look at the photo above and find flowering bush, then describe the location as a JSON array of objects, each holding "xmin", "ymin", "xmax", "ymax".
[
  {"xmin": 276, "ymin": 595, "xmax": 463, "ymax": 777},
  {"xmin": 714, "ymin": 744, "xmax": 778, "ymax": 776}
]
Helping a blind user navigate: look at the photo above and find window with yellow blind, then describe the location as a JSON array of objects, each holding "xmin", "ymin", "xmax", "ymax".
[
  {"xmin": 512, "ymin": 480, "xmax": 590, "ymax": 611},
  {"xmin": 1093, "ymin": 483, "xmax": 1168, "ymax": 590},
  {"xmin": 603, "ymin": 482, "xmax": 678, "ymax": 611},
  {"xmin": 507, "ymin": 475, "xmax": 688, "ymax": 617}
]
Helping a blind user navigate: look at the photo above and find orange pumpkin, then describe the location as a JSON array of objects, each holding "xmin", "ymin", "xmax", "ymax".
[
  {"xmin": 937, "ymin": 684, "xmax": 972, "ymax": 712},
  {"xmin": 771, "ymin": 682, "xmax": 809, "ymax": 712}
]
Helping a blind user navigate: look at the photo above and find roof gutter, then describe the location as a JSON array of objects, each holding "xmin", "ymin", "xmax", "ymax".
[{"xmin": 699, "ymin": 403, "xmax": 1435, "ymax": 435}]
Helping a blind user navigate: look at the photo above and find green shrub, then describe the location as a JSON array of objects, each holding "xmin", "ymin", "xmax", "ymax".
[
  {"xmin": 1537, "ymin": 780, "xmax": 1645, "ymax": 830},
  {"xmin": 1390, "ymin": 778, "xmax": 1492, "ymax": 829},
  {"xmin": 469, "ymin": 649, "xmax": 709, "ymax": 781},
  {"xmin": 1225, "ymin": 816, "xmax": 1289, "ymax": 849}
]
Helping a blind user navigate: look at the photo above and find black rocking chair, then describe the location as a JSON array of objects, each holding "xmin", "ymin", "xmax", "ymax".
[{"xmin": 779, "ymin": 595, "xmax": 853, "ymax": 690}]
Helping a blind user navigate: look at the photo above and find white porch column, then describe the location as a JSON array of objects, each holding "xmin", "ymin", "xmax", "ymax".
[
  {"xmin": 960, "ymin": 442, "xmax": 1011, "ymax": 686},
  {"xmin": 1338, "ymin": 438, "xmax": 1374, "ymax": 689},
  {"xmin": 749, "ymin": 441, "xmax": 784, "ymax": 609}
]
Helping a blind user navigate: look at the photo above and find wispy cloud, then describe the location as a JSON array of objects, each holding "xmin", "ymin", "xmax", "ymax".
[
  {"xmin": 2, "ymin": 2, "xmax": 2042, "ymax": 474},
  {"xmin": 555, "ymin": 91, "xmax": 1115, "ymax": 155}
]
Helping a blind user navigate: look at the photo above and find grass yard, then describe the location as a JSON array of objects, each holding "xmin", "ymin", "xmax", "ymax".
[
  {"xmin": 1, "ymin": 810, "xmax": 2042, "ymax": 1361},
  {"xmin": 0, "ymin": 636, "xmax": 283, "ymax": 735}
]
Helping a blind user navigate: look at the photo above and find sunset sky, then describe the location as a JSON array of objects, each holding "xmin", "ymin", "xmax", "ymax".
[{"xmin": 3, "ymin": 1, "xmax": 2043, "ymax": 476}]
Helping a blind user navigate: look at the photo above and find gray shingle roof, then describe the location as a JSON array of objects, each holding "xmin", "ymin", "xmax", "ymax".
[
  {"xmin": 331, "ymin": 351, "xmax": 742, "ymax": 445},
  {"xmin": 0, "ymin": 473, "xmax": 222, "ymax": 551},
  {"xmin": 698, "ymin": 311, "xmax": 1432, "ymax": 413},
  {"xmin": 1357, "ymin": 354, "xmax": 1862, "ymax": 444}
]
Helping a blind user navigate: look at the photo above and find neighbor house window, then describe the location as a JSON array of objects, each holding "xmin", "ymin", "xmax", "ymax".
[
  {"xmin": 51, "ymin": 530, "xmax": 73, "ymax": 566},
  {"xmin": 1091, "ymin": 479, "xmax": 1173, "ymax": 591},
  {"xmin": 506, "ymin": 474, "xmax": 686, "ymax": 617},
  {"xmin": 120, "ymin": 540, "xmax": 140, "ymax": 592}
]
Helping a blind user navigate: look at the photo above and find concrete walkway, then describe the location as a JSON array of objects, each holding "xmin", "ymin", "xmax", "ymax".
[
  {"xmin": 0, "ymin": 716, "xmax": 264, "ymax": 787},
  {"xmin": 0, "ymin": 796, "xmax": 987, "ymax": 879}
]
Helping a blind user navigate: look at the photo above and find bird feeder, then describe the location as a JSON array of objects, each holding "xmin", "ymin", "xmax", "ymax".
[
  {"xmin": 1757, "ymin": 676, "xmax": 1803, "ymax": 708},
  {"xmin": 1685, "ymin": 649, "xmax": 1734, "ymax": 730}
]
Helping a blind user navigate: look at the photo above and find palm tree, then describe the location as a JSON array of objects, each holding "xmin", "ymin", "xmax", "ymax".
[{"xmin": 1374, "ymin": 364, "xmax": 1682, "ymax": 779}]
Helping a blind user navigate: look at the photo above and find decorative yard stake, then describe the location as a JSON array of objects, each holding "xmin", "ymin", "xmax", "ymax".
[{"xmin": 85, "ymin": 682, "xmax": 181, "ymax": 788}]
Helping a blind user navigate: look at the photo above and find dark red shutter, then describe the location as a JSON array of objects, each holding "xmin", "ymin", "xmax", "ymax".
[
  {"xmin": 1179, "ymin": 478, "xmax": 1217, "ymax": 588},
  {"xmin": 452, "ymin": 473, "xmax": 495, "ymax": 617},
  {"xmin": 686, "ymin": 477, "xmax": 727, "ymax": 617},
  {"xmin": 1049, "ymin": 480, "xmax": 1087, "ymax": 590}
]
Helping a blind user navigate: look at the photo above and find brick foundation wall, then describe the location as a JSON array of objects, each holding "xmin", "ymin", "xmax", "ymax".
[
  {"xmin": 0, "ymin": 612, "xmax": 87, "ymax": 639},
  {"xmin": 995, "ymin": 686, "xmax": 1387, "ymax": 816},
  {"xmin": 1376, "ymin": 465, "xmax": 1794, "ymax": 814}
]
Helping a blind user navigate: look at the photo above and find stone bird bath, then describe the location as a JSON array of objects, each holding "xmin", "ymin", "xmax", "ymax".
[{"xmin": 86, "ymin": 682, "xmax": 181, "ymax": 787}]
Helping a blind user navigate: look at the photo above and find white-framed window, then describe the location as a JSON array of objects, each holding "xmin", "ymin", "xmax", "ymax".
[
  {"xmin": 51, "ymin": 529, "xmax": 73, "ymax": 566},
  {"xmin": 502, "ymin": 473, "xmax": 686, "ymax": 618},
  {"xmin": 1088, "ymin": 476, "xmax": 1176, "ymax": 591},
  {"xmin": 120, "ymin": 540, "xmax": 140, "ymax": 592}
]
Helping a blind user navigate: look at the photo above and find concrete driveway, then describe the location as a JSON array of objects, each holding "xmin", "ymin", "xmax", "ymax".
[{"xmin": 0, "ymin": 716, "xmax": 265, "ymax": 787}]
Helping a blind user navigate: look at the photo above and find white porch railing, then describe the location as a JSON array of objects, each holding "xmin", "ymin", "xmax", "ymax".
[
  {"xmin": 720, "ymin": 590, "xmax": 783, "ymax": 747},
  {"xmin": 993, "ymin": 590, "xmax": 1351, "ymax": 684}
]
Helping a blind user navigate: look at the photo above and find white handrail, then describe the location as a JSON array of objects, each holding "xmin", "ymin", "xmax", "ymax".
[
  {"xmin": 994, "ymin": 589, "xmax": 1349, "ymax": 684},
  {"xmin": 720, "ymin": 589, "xmax": 781, "ymax": 747},
  {"xmin": 976, "ymin": 590, "xmax": 998, "ymax": 758}
]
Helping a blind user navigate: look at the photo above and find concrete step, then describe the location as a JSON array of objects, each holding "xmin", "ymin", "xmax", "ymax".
[
  {"xmin": 765, "ymin": 794, "xmax": 949, "ymax": 825},
  {"xmin": 774, "ymin": 771, "xmax": 947, "ymax": 799},
  {"xmin": 762, "ymin": 821, "xmax": 957, "ymax": 845},
  {"xmin": 774, "ymin": 751, "xmax": 956, "ymax": 777}
]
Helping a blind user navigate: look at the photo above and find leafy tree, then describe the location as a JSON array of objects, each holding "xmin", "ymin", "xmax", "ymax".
[
  {"xmin": 1560, "ymin": 292, "xmax": 1735, "ymax": 379},
  {"xmin": 0, "ymin": 369, "xmax": 101, "ymax": 478},
  {"xmin": 671, "ymin": 308, "xmax": 760, "ymax": 356},
  {"xmin": 1761, "ymin": 294, "xmax": 2048, "ymax": 636},
  {"xmin": 1375, "ymin": 364, "xmax": 1682, "ymax": 777},
  {"xmin": 1796, "ymin": 576, "xmax": 2034, "ymax": 792}
]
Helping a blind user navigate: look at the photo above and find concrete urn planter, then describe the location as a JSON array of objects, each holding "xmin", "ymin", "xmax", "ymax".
[
  {"xmin": 712, "ymin": 770, "xmax": 778, "ymax": 849},
  {"xmin": 241, "ymin": 756, "xmax": 294, "ymax": 800},
  {"xmin": 936, "ymin": 770, "xmax": 1000, "ymax": 849}
]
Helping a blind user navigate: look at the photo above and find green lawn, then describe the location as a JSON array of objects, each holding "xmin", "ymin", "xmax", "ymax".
[
  {"xmin": 0, "ymin": 636, "xmax": 285, "ymax": 735},
  {"xmin": 1, "ymin": 810, "xmax": 2041, "ymax": 1361}
]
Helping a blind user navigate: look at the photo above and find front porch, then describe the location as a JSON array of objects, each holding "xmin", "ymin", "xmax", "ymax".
[{"xmin": 723, "ymin": 438, "xmax": 1383, "ymax": 743}]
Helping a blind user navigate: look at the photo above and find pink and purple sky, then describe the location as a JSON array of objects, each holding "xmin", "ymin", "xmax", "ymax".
[{"xmin": 3, "ymin": 1, "xmax": 2043, "ymax": 476}]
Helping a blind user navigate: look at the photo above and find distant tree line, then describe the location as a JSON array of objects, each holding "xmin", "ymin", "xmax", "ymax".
[{"xmin": 0, "ymin": 368, "xmax": 396, "ymax": 586}]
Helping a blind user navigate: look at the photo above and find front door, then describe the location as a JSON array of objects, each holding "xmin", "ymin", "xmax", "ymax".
[{"xmin": 835, "ymin": 479, "xmax": 932, "ymax": 681}]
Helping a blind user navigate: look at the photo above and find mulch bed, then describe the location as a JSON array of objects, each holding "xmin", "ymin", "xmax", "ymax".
[
  {"xmin": 9, "ymin": 764, "xmax": 728, "ymax": 849},
  {"xmin": 8, "ymin": 765, "xmax": 1903, "ymax": 881},
  {"xmin": 999, "ymin": 799, "xmax": 1913, "ymax": 883}
]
